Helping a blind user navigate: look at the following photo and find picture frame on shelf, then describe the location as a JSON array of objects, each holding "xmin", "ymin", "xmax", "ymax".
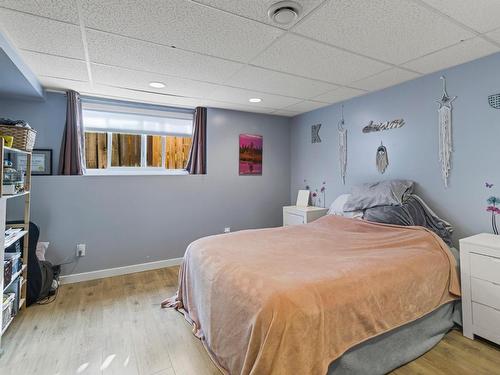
[{"xmin": 15, "ymin": 149, "xmax": 52, "ymax": 175}]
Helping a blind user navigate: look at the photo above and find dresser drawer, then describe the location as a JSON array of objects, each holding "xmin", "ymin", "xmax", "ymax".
[
  {"xmin": 470, "ymin": 253, "xmax": 500, "ymax": 284},
  {"xmin": 472, "ymin": 302, "xmax": 500, "ymax": 343},
  {"xmin": 283, "ymin": 212, "xmax": 304, "ymax": 226},
  {"xmin": 471, "ymin": 277, "xmax": 500, "ymax": 310}
]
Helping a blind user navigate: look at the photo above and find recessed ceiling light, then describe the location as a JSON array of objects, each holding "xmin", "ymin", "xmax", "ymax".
[
  {"xmin": 149, "ymin": 81, "xmax": 165, "ymax": 88},
  {"xmin": 268, "ymin": 1, "xmax": 302, "ymax": 25},
  {"xmin": 249, "ymin": 98, "xmax": 262, "ymax": 103}
]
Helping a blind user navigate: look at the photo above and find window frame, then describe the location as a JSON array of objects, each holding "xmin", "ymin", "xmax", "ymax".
[{"xmin": 82, "ymin": 102, "xmax": 193, "ymax": 176}]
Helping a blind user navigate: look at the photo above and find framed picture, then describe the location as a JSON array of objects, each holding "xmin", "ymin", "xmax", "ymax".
[
  {"xmin": 239, "ymin": 134, "xmax": 262, "ymax": 176},
  {"xmin": 14, "ymin": 149, "xmax": 53, "ymax": 175}
]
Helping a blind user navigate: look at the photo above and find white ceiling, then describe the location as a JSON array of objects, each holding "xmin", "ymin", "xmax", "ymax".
[{"xmin": 0, "ymin": 0, "xmax": 499, "ymax": 117}]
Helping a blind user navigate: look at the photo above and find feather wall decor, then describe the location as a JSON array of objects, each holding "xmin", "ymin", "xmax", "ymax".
[
  {"xmin": 338, "ymin": 105, "xmax": 347, "ymax": 184},
  {"xmin": 376, "ymin": 142, "xmax": 389, "ymax": 174},
  {"xmin": 436, "ymin": 76, "xmax": 456, "ymax": 188}
]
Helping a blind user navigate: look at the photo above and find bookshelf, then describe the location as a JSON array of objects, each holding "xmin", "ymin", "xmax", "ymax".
[{"xmin": 0, "ymin": 139, "xmax": 31, "ymax": 352}]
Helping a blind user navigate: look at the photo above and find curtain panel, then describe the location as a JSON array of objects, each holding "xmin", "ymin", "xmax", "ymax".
[
  {"xmin": 185, "ymin": 107, "xmax": 207, "ymax": 174},
  {"xmin": 59, "ymin": 90, "xmax": 86, "ymax": 175}
]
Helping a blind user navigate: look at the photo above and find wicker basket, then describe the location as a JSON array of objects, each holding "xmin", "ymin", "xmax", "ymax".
[{"xmin": 0, "ymin": 125, "xmax": 36, "ymax": 151}]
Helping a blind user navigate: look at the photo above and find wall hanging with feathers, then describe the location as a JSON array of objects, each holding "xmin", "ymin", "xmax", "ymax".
[
  {"xmin": 338, "ymin": 105, "xmax": 347, "ymax": 184},
  {"xmin": 437, "ymin": 76, "xmax": 456, "ymax": 188},
  {"xmin": 376, "ymin": 142, "xmax": 389, "ymax": 174}
]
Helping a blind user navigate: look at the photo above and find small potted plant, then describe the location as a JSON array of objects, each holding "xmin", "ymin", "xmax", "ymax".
[
  {"xmin": 485, "ymin": 182, "xmax": 500, "ymax": 235},
  {"xmin": 303, "ymin": 180, "xmax": 326, "ymax": 207}
]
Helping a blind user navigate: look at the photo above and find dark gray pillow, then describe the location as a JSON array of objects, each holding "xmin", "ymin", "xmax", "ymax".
[
  {"xmin": 363, "ymin": 195, "xmax": 453, "ymax": 246},
  {"xmin": 343, "ymin": 180, "xmax": 414, "ymax": 212}
]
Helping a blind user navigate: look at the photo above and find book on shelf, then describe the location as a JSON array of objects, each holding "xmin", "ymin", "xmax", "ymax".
[{"xmin": 4, "ymin": 227, "xmax": 22, "ymax": 244}]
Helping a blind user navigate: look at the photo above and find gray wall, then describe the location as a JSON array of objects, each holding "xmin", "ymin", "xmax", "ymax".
[
  {"xmin": 1, "ymin": 93, "xmax": 291, "ymax": 274},
  {"xmin": 291, "ymin": 52, "xmax": 500, "ymax": 244}
]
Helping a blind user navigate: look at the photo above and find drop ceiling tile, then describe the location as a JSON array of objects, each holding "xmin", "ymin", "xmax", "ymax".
[
  {"xmin": 271, "ymin": 109, "xmax": 301, "ymax": 117},
  {"xmin": 80, "ymin": 0, "xmax": 282, "ymax": 62},
  {"xmin": 293, "ymin": 0, "xmax": 474, "ymax": 64},
  {"xmin": 0, "ymin": 0, "xmax": 79, "ymax": 24},
  {"xmin": 402, "ymin": 37, "xmax": 498, "ymax": 74},
  {"xmin": 485, "ymin": 28, "xmax": 500, "ymax": 44},
  {"xmin": 421, "ymin": 0, "xmax": 500, "ymax": 33},
  {"xmin": 351, "ymin": 68, "xmax": 420, "ymax": 92},
  {"xmin": 191, "ymin": 0, "xmax": 324, "ymax": 29},
  {"xmin": 209, "ymin": 86, "xmax": 302, "ymax": 108},
  {"xmin": 252, "ymin": 34, "xmax": 390, "ymax": 85},
  {"xmin": 227, "ymin": 65, "xmax": 338, "ymax": 99},
  {"xmin": 91, "ymin": 64, "xmax": 219, "ymax": 99},
  {"xmin": 22, "ymin": 52, "xmax": 89, "ymax": 81},
  {"xmin": 313, "ymin": 87, "xmax": 367, "ymax": 104},
  {"xmin": 282, "ymin": 100, "xmax": 328, "ymax": 113},
  {"xmin": 0, "ymin": 9, "xmax": 84, "ymax": 59},
  {"xmin": 39, "ymin": 77, "xmax": 92, "ymax": 92},
  {"xmin": 40, "ymin": 77, "xmax": 295, "ymax": 115},
  {"xmin": 202, "ymin": 100, "xmax": 277, "ymax": 114},
  {"xmin": 40, "ymin": 77, "xmax": 203, "ymax": 109},
  {"xmin": 86, "ymin": 30, "xmax": 243, "ymax": 84},
  {"xmin": 90, "ymin": 85, "xmax": 204, "ymax": 109}
]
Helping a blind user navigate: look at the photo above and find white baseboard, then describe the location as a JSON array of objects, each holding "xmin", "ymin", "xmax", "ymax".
[{"xmin": 59, "ymin": 257, "xmax": 183, "ymax": 285}]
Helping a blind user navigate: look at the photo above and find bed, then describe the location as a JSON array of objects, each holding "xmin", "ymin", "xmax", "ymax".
[{"xmin": 164, "ymin": 214, "xmax": 460, "ymax": 375}]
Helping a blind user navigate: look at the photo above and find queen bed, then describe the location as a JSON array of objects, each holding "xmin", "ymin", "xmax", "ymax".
[{"xmin": 163, "ymin": 181, "xmax": 461, "ymax": 375}]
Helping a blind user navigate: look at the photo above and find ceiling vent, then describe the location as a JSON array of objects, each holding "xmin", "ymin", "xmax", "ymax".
[{"xmin": 268, "ymin": 1, "xmax": 302, "ymax": 25}]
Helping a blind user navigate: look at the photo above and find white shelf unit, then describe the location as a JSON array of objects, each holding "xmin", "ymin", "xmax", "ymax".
[{"xmin": 0, "ymin": 140, "xmax": 31, "ymax": 351}]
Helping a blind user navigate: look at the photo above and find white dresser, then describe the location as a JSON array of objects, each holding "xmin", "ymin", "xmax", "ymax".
[
  {"xmin": 283, "ymin": 206, "xmax": 328, "ymax": 226},
  {"xmin": 459, "ymin": 233, "xmax": 500, "ymax": 345}
]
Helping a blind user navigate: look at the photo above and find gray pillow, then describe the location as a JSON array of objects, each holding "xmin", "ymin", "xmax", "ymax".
[
  {"xmin": 343, "ymin": 180, "xmax": 414, "ymax": 212},
  {"xmin": 362, "ymin": 194, "xmax": 453, "ymax": 246}
]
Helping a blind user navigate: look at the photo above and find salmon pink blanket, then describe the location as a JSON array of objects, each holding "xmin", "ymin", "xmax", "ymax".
[{"xmin": 164, "ymin": 215, "xmax": 460, "ymax": 375}]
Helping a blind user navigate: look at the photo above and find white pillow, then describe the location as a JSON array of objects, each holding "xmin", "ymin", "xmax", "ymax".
[
  {"xmin": 328, "ymin": 194, "xmax": 351, "ymax": 215},
  {"xmin": 328, "ymin": 194, "xmax": 363, "ymax": 219}
]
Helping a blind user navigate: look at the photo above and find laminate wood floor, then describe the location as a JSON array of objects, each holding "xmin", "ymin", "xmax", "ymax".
[{"xmin": 0, "ymin": 267, "xmax": 499, "ymax": 375}]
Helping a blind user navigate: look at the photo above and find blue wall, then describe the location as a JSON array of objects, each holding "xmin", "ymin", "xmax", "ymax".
[{"xmin": 290, "ymin": 52, "xmax": 500, "ymax": 243}]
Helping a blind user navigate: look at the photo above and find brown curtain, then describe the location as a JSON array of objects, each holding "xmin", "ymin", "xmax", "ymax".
[
  {"xmin": 185, "ymin": 107, "xmax": 207, "ymax": 174},
  {"xmin": 59, "ymin": 90, "xmax": 86, "ymax": 175}
]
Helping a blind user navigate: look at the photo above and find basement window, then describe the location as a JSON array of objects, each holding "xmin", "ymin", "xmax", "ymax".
[{"xmin": 82, "ymin": 102, "xmax": 193, "ymax": 175}]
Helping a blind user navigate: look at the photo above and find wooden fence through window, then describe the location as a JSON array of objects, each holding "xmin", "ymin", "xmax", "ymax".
[{"xmin": 85, "ymin": 133, "xmax": 192, "ymax": 169}]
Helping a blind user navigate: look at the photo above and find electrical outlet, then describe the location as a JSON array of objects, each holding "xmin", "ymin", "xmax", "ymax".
[
  {"xmin": 76, "ymin": 243, "xmax": 86, "ymax": 257},
  {"xmin": 224, "ymin": 227, "xmax": 231, "ymax": 233}
]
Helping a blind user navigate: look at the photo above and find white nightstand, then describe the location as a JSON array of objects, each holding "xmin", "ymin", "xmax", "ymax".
[
  {"xmin": 459, "ymin": 233, "xmax": 500, "ymax": 345},
  {"xmin": 283, "ymin": 206, "xmax": 328, "ymax": 226}
]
